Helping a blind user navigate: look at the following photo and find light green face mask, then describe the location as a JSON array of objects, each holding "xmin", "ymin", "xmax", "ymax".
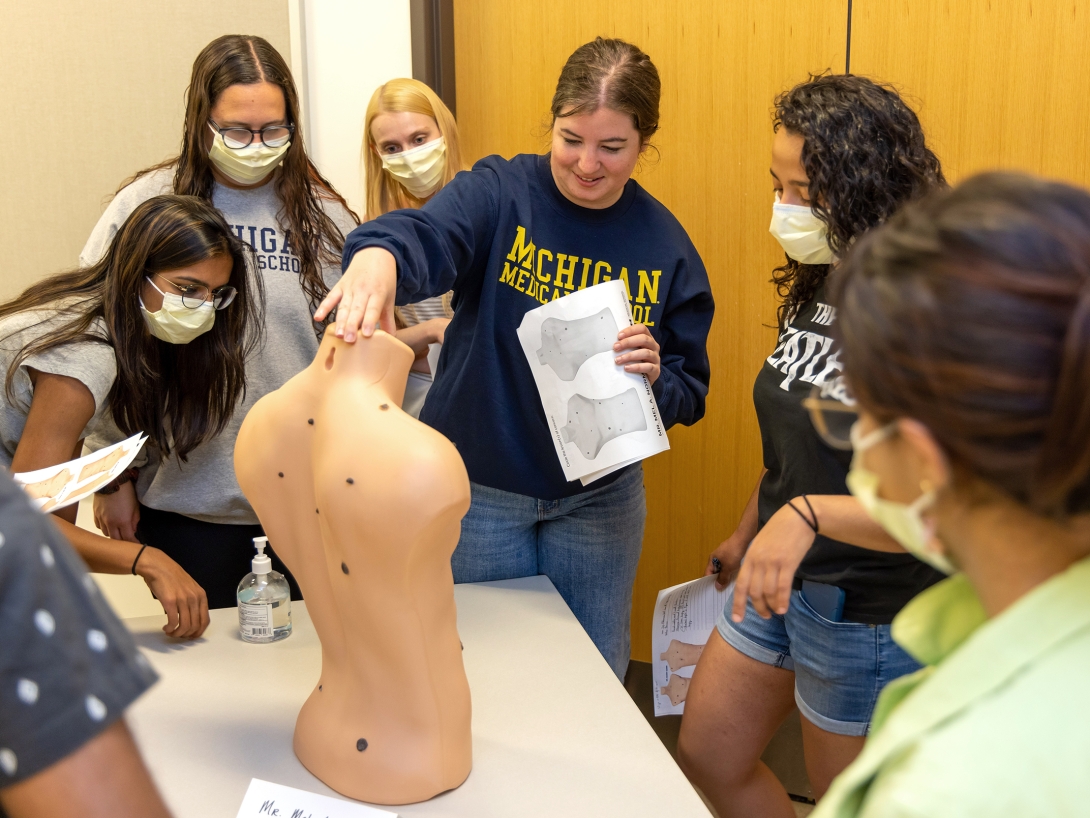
[{"xmin": 846, "ymin": 422, "xmax": 957, "ymax": 575}]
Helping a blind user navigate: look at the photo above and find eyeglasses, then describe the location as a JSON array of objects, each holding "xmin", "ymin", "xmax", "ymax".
[
  {"xmin": 209, "ymin": 119, "xmax": 294, "ymax": 149},
  {"xmin": 150, "ymin": 273, "xmax": 238, "ymax": 310},
  {"xmin": 801, "ymin": 383, "xmax": 859, "ymax": 451}
]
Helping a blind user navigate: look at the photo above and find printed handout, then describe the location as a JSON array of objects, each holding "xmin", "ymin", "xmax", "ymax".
[
  {"xmin": 516, "ymin": 280, "xmax": 670, "ymax": 485},
  {"xmin": 652, "ymin": 575, "xmax": 731, "ymax": 716},
  {"xmin": 13, "ymin": 433, "xmax": 146, "ymax": 512}
]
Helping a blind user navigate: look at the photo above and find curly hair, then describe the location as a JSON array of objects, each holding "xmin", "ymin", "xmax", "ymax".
[{"xmin": 771, "ymin": 74, "xmax": 945, "ymax": 327}]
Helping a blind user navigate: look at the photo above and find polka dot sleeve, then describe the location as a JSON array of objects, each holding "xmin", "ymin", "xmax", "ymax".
[{"xmin": 0, "ymin": 472, "xmax": 157, "ymax": 787}]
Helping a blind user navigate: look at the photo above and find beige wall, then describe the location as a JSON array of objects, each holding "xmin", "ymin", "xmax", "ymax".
[{"xmin": 0, "ymin": 1, "xmax": 291, "ymax": 301}]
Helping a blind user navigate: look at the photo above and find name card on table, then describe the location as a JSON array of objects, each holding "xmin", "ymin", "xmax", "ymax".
[{"xmin": 236, "ymin": 779, "xmax": 397, "ymax": 818}]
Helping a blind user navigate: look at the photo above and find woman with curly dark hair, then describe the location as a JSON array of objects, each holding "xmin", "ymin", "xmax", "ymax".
[{"xmin": 677, "ymin": 75, "xmax": 946, "ymax": 816}]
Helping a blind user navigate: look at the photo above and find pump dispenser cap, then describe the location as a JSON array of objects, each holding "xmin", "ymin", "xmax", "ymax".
[{"xmin": 252, "ymin": 536, "xmax": 272, "ymax": 575}]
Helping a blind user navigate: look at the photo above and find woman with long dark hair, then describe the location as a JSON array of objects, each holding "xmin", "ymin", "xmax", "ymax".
[
  {"xmin": 82, "ymin": 35, "xmax": 358, "ymax": 609},
  {"xmin": 814, "ymin": 172, "xmax": 1090, "ymax": 815},
  {"xmin": 0, "ymin": 194, "xmax": 260, "ymax": 638},
  {"xmin": 678, "ymin": 75, "xmax": 947, "ymax": 816}
]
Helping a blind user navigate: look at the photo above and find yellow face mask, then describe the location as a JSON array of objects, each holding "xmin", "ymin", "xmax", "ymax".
[
  {"xmin": 846, "ymin": 422, "xmax": 957, "ymax": 575},
  {"xmin": 139, "ymin": 278, "xmax": 215, "ymax": 345},
  {"xmin": 207, "ymin": 124, "xmax": 290, "ymax": 186},
  {"xmin": 380, "ymin": 136, "xmax": 447, "ymax": 199}
]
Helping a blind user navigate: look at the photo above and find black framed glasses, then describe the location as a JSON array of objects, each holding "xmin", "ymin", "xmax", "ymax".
[
  {"xmin": 151, "ymin": 274, "xmax": 237, "ymax": 310},
  {"xmin": 802, "ymin": 383, "xmax": 859, "ymax": 451},
  {"xmin": 209, "ymin": 119, "xmax": 294, "ymax": 149}
]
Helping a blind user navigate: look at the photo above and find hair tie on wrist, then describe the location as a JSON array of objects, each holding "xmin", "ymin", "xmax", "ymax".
[
  {"xmin": 801, "ymin": 495, "xmax": 819, "ymax": 534},
  {"xmin": 787, "ymin": 498, "xmax": 819, "ymax": 534},
  {"xmin": 131, "ymin": 544, "xmax": 149, "ymax": 575}
]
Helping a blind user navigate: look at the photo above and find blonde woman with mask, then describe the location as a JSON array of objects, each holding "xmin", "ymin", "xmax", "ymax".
[{"xmin": 362, "ymin": 78, "xmax": 465, "ymax": 417}]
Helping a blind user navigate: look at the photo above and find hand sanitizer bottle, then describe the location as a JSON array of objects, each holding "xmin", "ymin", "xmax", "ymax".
[{"xmin": 237, "ymin": 536, "xmax": 291, "ymax": 643}]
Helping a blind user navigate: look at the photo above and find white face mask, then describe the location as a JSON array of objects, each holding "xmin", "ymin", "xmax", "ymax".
[
  {"xmin": 845, "ymin": 422, "xmax": 957, "ymax": 575},
  {"xmin": 769, "ymin": 194, "xmax": 835, "ymax": 265},
  {"xmin": 140, "ymin": 277, "xmax": 216, "ymax": 344},
  {"xmin": 207, "ymin": 124, "xmax": 290, "ymax": 186},
  {"xmin": 380, "ymin": 136, "xmax": 447, "ymax": 199}
]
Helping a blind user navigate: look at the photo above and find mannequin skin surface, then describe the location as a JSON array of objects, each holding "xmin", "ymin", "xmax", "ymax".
[{"xmin": 234, "ymin": 329, "xmax": 472, "ymax": 804}]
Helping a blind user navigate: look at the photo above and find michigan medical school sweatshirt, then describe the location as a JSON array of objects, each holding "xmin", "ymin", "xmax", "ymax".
[{"xmin": 343, "ymin": 153, "xmax": 714, "ymax": 500}]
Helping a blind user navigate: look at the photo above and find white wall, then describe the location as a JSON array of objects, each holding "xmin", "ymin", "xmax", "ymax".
[{"xmin": 296, "ymin": 0, "xmax": 414, "ymax": 217}]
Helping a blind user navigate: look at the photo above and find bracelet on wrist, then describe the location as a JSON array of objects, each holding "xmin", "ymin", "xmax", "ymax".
[
  {"xmin": 786, "ymin": 496, "xmax": 820, "ymax": 534},
  {"xmin": 131, "ymin": 543, "xmax": 149, "ymax": 575}
]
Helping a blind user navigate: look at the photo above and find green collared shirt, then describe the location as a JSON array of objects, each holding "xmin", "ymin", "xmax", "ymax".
[{"xmin": 814, "ymin": 556, "xmax": 1090, "ymax": 817}]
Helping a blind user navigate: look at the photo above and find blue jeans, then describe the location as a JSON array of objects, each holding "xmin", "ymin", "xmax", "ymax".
[{"xmin": 453, "ymin": 465, "xmax": 646, "ymax": 680}]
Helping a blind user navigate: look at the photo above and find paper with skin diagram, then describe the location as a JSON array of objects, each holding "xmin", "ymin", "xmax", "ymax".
[
  {"xmin": 235, "ymin": 778, "xmax": 396, "ymax": 818},
  {"xmin": 12, "ymin": 433, "xmax": 146, "ymax": 513},
  {"xmin": 516, "ymin": 280, "xmax": 669, "ymax": 485},
  {"xmin": 652, "ymin": 575, "xmax": 732, "ymax": 716}
]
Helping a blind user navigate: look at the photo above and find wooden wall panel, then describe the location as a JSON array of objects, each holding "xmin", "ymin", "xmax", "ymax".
[
  {"xmin": 852, "ymin": 1, "xmax": 1090, "ymax": 185},
  {"xmin": 453, "ymin": 2, "xmax": 847, "ymax": 661}
]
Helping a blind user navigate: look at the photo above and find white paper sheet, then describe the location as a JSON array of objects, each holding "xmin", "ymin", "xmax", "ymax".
[
  {"xmin": 652, "ymin": 575, "xmax": 731, "ymax": 716},
  {"xmin": 12, "ymin": 433, "xmax": 146, "ymax": 513},
  {"xmin": 516, "ymin": 280, "xmax": 669, "ymax": 485},
  {"xmin": 235, "ymin": 778, "xmax": 396, "ymax": 818}
]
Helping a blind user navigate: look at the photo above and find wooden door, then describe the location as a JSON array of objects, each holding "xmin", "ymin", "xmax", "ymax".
[{"xmin": 851, "ymin": 1, "xmax": 1090, "ymax": 185}]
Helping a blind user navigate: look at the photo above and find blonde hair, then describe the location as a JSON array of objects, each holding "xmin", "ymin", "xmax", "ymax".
[{"xmin": 362, "ymin": 78, "xmax": 465, "ymax": 221}]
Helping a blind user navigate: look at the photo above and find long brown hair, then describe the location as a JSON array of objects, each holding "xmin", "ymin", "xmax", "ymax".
[
  {"xmin": 834, "ymin": 172, "xmax": 1090, "ymax": 516},
  {"xmin": 550, "ymin": 38, "xmax": 661, "ymax": 146},
  {"xmin": 362, "ymin": 78, "xmax": 465, "ymax": 221},
  {"xmin": 1, "ymin": 195, "xmax": 262, "ymax": 461},
  {"xmin": 126, "ymin": 35, "xmax": 358, "ymax": 334},
  {"xmin": 773, "ymin": 74, "xmax": 945, "ymax": 327}
]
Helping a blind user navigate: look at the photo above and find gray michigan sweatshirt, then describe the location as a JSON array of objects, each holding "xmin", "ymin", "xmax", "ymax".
[{"xmin": 81, "ymin": 167, "xmax": 357, "ymax": 524}]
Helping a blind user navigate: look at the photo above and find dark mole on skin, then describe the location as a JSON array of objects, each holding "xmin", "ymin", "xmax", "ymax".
[
  {"xmin": 346, "ymin": 478, "xmax": 354, "ymax": 484},
  {"xmin": 380, "ymin": 403, "xmax": 389, "ymax": 410},
  {"xmin": 319, "ymin": 684, "xmax": 323, "ymax": 691},
  {"xmin": 278, "ymin": 472, "xmax": 284, "ymax": 478},
  {"xmin": 357, "ymin": 738, "xmax": 368, "ymax": 752},
  {"xmin": 308, "ymin": 418, "xmax": 314, "ymax": 425},
  {"xmin": 341, "ymin": 562, "xmax": 349, "ymax": 575}
]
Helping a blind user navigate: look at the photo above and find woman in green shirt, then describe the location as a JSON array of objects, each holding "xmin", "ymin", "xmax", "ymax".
[{"xmin": 810, "ymin": 171, "xmax": 1090, "ymax": 816}]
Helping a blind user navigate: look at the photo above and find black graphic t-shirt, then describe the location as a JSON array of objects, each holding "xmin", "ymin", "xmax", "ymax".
[
  {"xmin": 343, "ymin": 153, "xmax": 714, "ymax": 500},
  {"xmin": 753, "ymin": 283, "xmax": 942, "ymax": 623}
]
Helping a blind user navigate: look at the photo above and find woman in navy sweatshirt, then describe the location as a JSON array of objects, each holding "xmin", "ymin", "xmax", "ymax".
[{"xmin": 316, "ymin": 38, "xmax": 714, "ymax": 679}]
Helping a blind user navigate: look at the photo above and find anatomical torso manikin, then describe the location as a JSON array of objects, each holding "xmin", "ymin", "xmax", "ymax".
[{"xmin": 234, "ymin": 330, "xmax": 472, "ymax": 804}]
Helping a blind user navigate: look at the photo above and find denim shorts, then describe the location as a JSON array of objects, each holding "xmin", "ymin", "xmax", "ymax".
[{"xmin": 716, "ymin": 586, "xmax": 921, "ymax": 736}]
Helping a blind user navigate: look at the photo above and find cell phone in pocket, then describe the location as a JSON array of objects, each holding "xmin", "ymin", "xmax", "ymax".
[{"xmin": 800, "ymin": 580, "xmax": 846, "ymax": 622}]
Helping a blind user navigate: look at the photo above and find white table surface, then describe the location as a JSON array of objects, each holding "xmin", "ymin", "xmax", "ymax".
[{"xmin": 124, "ymin": 576, "xmax": 711, "ymax": 817}]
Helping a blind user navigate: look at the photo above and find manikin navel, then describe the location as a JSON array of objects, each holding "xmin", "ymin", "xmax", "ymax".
[{"xmin": 234, "ymin": 329, "xmax": 472, "ymax": 804}]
